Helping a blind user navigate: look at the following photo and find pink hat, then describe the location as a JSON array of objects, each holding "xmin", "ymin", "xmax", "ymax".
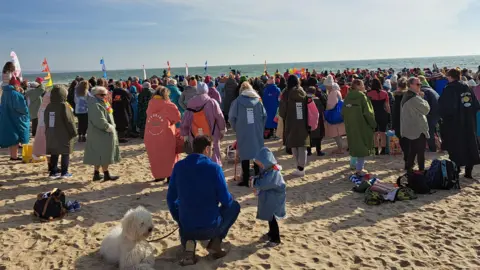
[{"xmin": 35, "ymin": 77, "xmax": 44, "ymax": 84}]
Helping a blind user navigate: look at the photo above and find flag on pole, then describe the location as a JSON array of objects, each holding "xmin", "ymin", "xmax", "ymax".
[
  {"xmin": 264, "ymin": 60, "xmax": 267, "ymax": 75},
  {"xmin": 41, "ymin": 58, "xmax": 53, "ymax": 87},
  {"xmin": 10, "ymin": 51, "xmax": 22, "ymax": 80},
  {"xmin": 167, "ymin": 61, "xmax": 171, "ymax": 77},
  {"xmin": 100, "ymin": 58, "xmax": 107, "ymax": 78},
  {"xmin": 143, "ymin": 65, "xmax": 147, "ymax": 80},
  {"xmin": 204, "ymin": 61, "xmax": 208, "ymax": 74},
  {"xmin": 185, "ymin": 63, "xmax": 189, "ymax": 76}
]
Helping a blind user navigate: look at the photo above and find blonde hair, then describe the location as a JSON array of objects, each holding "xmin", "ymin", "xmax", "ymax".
[
  {"xmin": 155, "ymin": 86, "xmax": 170, "ymax": 101},
  {"xmin": 239, "ymin": 81, "xmax": 253, "ymax": 93},
  {"xmin": 76, "ymin": 80, "xmax": 89, "ymax": 97},
  {"xmin": 351, "ymin": 79, "xmax": 364, "ymax": 91}
]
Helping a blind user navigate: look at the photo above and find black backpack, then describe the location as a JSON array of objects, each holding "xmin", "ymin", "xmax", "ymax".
[
  {"xmin": 397, "ymin": 171, "xmax": 432, "ymax": 194},
  {"xmin": 425, "ymin": 159, "xmax": 460, "ymax": 190},
  {"xmin": 33, "ymin": 188, "xmax": 67, "ymax": 220}
]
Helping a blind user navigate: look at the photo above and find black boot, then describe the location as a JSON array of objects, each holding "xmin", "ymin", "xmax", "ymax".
[
  {"xmin": 93, "ymin": 170, "xmax": 103, "ymax": 181},
  {"xmin": 307, "ymin": 147, "xmax": 312, "ymax": 156},
  {"xmin": 375, "ymin": 148, "xmax": 379, "ymax": 155},
  {"xmin": 381, "ymin": 147, "xmax": 387, "ymax": 155},
  {"xmin": 104, "ymin": 171, "xmax": 119, "ymax": 181}
]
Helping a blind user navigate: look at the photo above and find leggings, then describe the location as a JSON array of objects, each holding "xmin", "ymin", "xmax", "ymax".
[
  {"xmin": 50, "ymin": 154, "xmax": 70, "ymax": 175},
  {"xmin": 268, "ymin": 216, "xmax": 281, "ymax": 243},
  {"xmin": 333, "ymin": 136, "xmax": 343, "ymax": 149},
  {"xmin": 77, "ymin": 113, "xmax": 88, "ymax": 136},
  {"xmin": 31, "ymin": 118, "xmax": 38, "ymax": 137},
  {"xmin": 406, "ymin": 134, "xmax": 426, "ymax": 171},
  {"xmin": 292, "ymin": 147, "xmax": 307, "ymax": 170}
]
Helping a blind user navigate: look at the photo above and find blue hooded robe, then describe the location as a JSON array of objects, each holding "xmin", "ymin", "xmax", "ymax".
[
  {"xmin": 0, "ymin": 85, "xmax": 30, "ymax": 147},
  {"xmin": 253, "ymin": 147, "xmax": 286, "ymax": 221},
  {"xmin": 129, "ymin": 86, "xmax": 139, "ymax": 130},
  {"xmin": 262, "ymin": 84, "xmax": 281, "ymax": 129},
  {"xmin": 167, "ymin": 84, "xmax": 183, "ymax": 128},
  {"xmin": 228, "ymin": 90, "xmax": 266, "ymax": 160}
]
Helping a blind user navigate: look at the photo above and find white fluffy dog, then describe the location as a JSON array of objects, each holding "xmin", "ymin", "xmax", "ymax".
[{"xmin": 100, "ymin": 206, "xmax": 156, "ymax": 270}]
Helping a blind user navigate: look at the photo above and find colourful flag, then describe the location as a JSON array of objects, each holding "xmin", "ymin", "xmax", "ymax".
[
  {"xmin": 10, "ymin": 51, "xmax": 22, "ymax": 80},
  {"xmin": 41, "ymin": 58, "xmax": 53, "ymax": 87},
  {"xmin": 100, "ymin": 58, "xmax": 107, "ymax": 78},
  {"xmin": 185, "ymin": 63, "xmax": 189, "ymax": 76},
  {"xmin": 143, "ymin": 65, "xmax": 147, "ymax": 80},
  {"xmin": 167, "ymin": 61, "xmax": 171, "ymax": 77},
  {"xmin": 204, "ymin": 61, "xmax": 208, "ymax": 74}
]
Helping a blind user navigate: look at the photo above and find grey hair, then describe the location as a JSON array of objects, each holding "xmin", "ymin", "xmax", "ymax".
[
  {"xmin": 407, "ymin": 77, "xmax": 419, "ymax": 87},
  {"xmin": 91, "ymin": 86, "xmax": 108, "ymax": 95}
]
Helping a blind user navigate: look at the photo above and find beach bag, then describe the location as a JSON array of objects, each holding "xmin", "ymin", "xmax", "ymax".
[
  {"xmin": 306, "ymin": 97, "xmax": 319, "ymax": 131},
  {"xmin": 396, "ymin": 171, "xmax": 432, "ymax": 194},
  {"xmin": 425, "ymin": 159, "xmax": 460, "ymax": 190},
  {"xmin": 324, "ymin": 100, "xmax": 344, "ymax": 124},
  {"xmin": 394, "ymin": 187, "xmax": 417, "ymax": 201},
  {"xmin": 364, "ymin": 187, "xmax": 383, "ymax": 205},
  {"xmin": 33, "ymin": 188, "xmax": 67, "ymax": 220},
  {"xmin": 187, "ymin": 105, "xmax": 215, "ymax": 137}
]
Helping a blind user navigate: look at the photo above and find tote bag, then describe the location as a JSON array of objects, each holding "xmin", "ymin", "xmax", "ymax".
[{"xmin": 324, "ymin": 99, "xmax": 344, "ymax": 124}]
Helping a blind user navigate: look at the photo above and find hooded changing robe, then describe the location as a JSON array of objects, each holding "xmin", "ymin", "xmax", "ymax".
[
  {"xmin": 439, "ymin": 80, "xmax": 480, "ymax": 166},
  {"xmin": 262, "ymin": 83, "xmax": 281, "ymax": 129},
  {"xmin": 0, "ymin": 85, "xmax": 30, "ymax": 148},
  {"xmin": 111, "ymin": 88, "xmax": 132, "ymax": 132},
  {"xmin": 228, "ymin": 89, "xmax": 266, "ymax": 160},
  {"xmin": 144, "ymin": 96, "xmax": 181, "ymax": 179},
  {"xmin": 32, "ymin": 91, "xmax": 51, "ymax": 156},
  {"xmin": 253, "ymin": 147, "xmax": 286, "ymax": 221}
]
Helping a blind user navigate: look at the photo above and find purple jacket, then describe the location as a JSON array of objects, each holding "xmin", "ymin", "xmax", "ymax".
[
  {"xmin": 208, "ymin": 87, "xmax": 222, "ymax": 104},
  {"xmin": 181, "ymin": 94, "xmax": 226, "ymax": 141}
]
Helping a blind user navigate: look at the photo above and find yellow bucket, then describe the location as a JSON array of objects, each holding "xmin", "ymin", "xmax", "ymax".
[{"xmin": 21, "ymin": 144, "xmax": 33, "ymax": 163}]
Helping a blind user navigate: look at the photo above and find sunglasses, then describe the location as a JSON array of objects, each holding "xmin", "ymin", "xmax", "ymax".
[{"xmin": 97, "ymin": 93, "xmax": 107, "ymax": 97}]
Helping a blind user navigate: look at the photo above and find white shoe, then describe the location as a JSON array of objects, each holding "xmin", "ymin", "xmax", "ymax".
[{"xmin": 292, "ymin": 169, "xmax": 305, "ymax": 177}]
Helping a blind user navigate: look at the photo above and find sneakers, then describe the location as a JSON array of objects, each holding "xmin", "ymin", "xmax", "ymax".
[
  {"xmin": 49, "ymin": 173, "xmax": 61, "ymax": 179},
  {"xmin": 180, "ymin": 240, "xmax": 197, "ymax": 266},
  {"xmin": 61, "ymin": 172, "xmax": 73, "ymax": 179},
  {"xmin": 317, "ymin": 151, "xmax": 326, "ymax": 157},
  {"xmin": 66, "ymin": 200, "xmax": 81, "ymax": 213},
  {"xmin": 292, "ymin": 169, "xmax": 305, "ymax": 177}
]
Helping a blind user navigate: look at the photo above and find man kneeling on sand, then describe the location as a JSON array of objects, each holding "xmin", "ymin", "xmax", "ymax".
[{"xmin": 167, "ymin": 135, "xmax": 241, "ymax": 265}]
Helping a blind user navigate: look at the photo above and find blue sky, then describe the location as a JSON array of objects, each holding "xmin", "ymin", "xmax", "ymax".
[{"xmin": 2, "ymin": 0, "xmax": 480, "ymax": 72}]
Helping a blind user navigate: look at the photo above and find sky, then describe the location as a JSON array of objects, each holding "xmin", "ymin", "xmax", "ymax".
[{"xmin": 2, "ymin": 0, "xmax": 480, "ymax": 72}]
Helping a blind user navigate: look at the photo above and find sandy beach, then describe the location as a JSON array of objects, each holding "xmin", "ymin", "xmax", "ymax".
[{"xmin": 1, "ymin": 131, "xmax": 480, "ymax": 270}]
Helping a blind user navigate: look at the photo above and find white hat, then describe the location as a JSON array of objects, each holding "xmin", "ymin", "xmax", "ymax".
[
  {"xmin": 324, "ymin": 75, "xmax": 334, "ymax": 86},
  {"xmin": 142, "ymin": 82, "xmax": 151, "ymax": 89},
  {"xmin": 332, "ymin": 83, "xmax": 340, "ymax": 91},
  {"xmin": 196, "ymin": 82, "xmax": 208, "ymax": 94},
  {"xmin": 383, "ymin": 79, "xmax": 392, "ymax": 90}
]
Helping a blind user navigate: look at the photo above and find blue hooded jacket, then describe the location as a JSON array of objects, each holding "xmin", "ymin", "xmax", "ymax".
[
  {"xmin": 167, "ymin": 84, "xmax": 183, "ymax": 128},
  {"xmin": 129, "ymin": 86, "xmax": 139, "ymax": 127},
  {"xmin": 262, "ymin": 84, "xmax": 281, "ymax": 129},
  {"xmin": 228, "ymin": 89, "xmax": 266, "ymax": 160},
  {"xmin": 0, "ymin": 85, "xmax": 30, "ymax": 148},
  {"xmin": 253, "ymin": 147, "xmax": 287, "ymax": 221},
  {"xmin": 167, "ymin": 154, "xmax": 234, "ymax": 232}
]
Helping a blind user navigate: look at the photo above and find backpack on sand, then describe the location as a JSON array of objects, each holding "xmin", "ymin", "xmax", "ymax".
[
  {"xmin": 426, "ymin": 159, "xmax": 460, "ymax": 190},
  {"xmin": 33, "ymin": 188, "xmax": 67, "ymax": 221},
  {"xmin": 397, "ymin": 171, "xmax": 432, "ymax": 194},
  {"xmin": 187, "ymin": 105, "xmax": 215, "ymax": 138}
]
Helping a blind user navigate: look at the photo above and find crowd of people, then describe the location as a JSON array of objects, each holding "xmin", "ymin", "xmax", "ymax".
[{"xmin": 1, "ymin": 60, "xmax": 480, "ymax": 265}]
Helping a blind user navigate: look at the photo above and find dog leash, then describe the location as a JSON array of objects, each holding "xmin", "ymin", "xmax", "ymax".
[{"xmin": 147, "ymin": 226, "xmax": 179, "ymax": 242}]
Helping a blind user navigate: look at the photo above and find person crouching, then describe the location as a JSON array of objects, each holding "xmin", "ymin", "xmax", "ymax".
[
  {"xmin": 250, "ymin": 147, "xmax": 286, "ymax": 247},
  {"xmin": 44, "ymin": 85, "xmax": 78, "ymax": 179}
]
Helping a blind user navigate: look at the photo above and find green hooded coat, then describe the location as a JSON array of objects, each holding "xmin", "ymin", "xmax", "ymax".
[{"xmin": 341, "ymin": 90, "xmax": 376, "ymax": 158}]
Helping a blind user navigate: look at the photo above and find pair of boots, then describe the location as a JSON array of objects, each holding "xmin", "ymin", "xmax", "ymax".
[
  {"xmin": 93, "ymin": 170, "xmax": 119, "ymax": 181},
  {"xmin": 78, "ymin": 135, "xmax": 87, "ymax": 142},
  {"xmin": 181, "ymin": 238, "xmax": 226, "ymax": 266}
]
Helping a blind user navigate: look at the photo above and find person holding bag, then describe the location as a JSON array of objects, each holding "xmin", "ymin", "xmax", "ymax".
[{"xmin": 324, "ymin": 75, "xmax": 346, "ymax": 154}]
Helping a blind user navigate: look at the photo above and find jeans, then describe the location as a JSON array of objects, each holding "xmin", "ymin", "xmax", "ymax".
[
  {"xmin": 179, "ymin": 200, "xmax": 241, "ymax": 247},
  {"xmin": 406, "ymin": 134, "xmax": 426, "ymax": 171},
  {"xmin": 50, "ymin": 154, "xmax": 70, "ymax": 175},
  {"xmin": 427, "ymin": 118, "xmax": 439, "ymax": 152}
]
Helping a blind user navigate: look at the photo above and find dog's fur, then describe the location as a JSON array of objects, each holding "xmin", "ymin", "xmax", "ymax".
[{"xmin": 100, "ymin": 206, "xmax": 155, "ymax": 270}]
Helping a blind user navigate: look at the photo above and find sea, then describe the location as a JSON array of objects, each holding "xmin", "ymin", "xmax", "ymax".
[{"xmin": 22, "ymin": 55, "xmax": 480, "ymax": 84}]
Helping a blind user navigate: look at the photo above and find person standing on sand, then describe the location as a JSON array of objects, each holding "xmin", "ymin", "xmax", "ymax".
[
  {"xmin": 306, "ymin": 86, "xmax": 327, "ymax": 156},
  {"xmin": 144, "ymin": 86, "xmax": 181, "ymax": 182},
  {"xmin": 75, "ymin": 80, "xmax": 90, "ymax": 142},
  {"xmin": 111, "ymin": 81, "xmax": 132, "ymax": 143},
  {"xmin": 342, "ymin": 79, "xmax": 376, "ymax": 175},
  {"xmin": 132, "ymin": 77, "xmax": 143, "ymax": 93},
  {"xmin": 32, "ymin": 90, "xmax": 51, "ymax": 164},
  {"xmin": 83, "ymin": 86, "xmax": 120, "ymax": 181},
  {"xmin": 44, "ymin": 85, "xmax": 77, "ymax": 179},
  {"xmin": 439, "ymin": 69, "xmax": 480, "ymax": 179},
  {"xmin": 324, "ymin": 75, "xmax": 346, "ymax": 154},
  {"xmin": 166, "ymin": 78, "xmax": 183, "ymax": 121},
  {"xmin": 179, "ymin": 78, "xmax": 198, "ymax": 111},
  {"xmin": 167, "ymin": 136, "xmax": 240, "ymax": 266},
  {"xmin": 137, "ymin": 82, "xmax": 155, "ymax": 138},
  {"xmin": 262, "ymin": 76, "xmax": 281, "ymax": 139},
  {"xmin": 392, "ymin": 77, "xmax": 410, "ymax": 168},
  {"xmin": 205, "ymin": 76, "xmax": 222, "ymax": 104},
  {"xmin": 0, "ymin": 74, "xmax": 29, "ymax": 161},
  {"xmin": 400, "ymin": 77, "xmax": 430, "ymax": 172},
  {"xmin": 366, "ymin": 78, "xmax": 390, "ymax": 155},
  {"xmin": 229, "ymin": 81, "xmax": 266, "ymax": 187},
  {"xmin": 182, "ymin": 82, "xmax": 226, "ymax": 166},
  {"xmin": 279, "ymin": 75, "xmax": 310, "ymax": 177},
  {"xmin": 419, "ymin": 75, "xmax": 440, "ymax": 152},
  {"xmin": 223, "ymin": 74, "xmax": 238, "ymax": 122},
  {"xmin": 24, "ymin": 78, "xmax": 45, "ymax": 137}
]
